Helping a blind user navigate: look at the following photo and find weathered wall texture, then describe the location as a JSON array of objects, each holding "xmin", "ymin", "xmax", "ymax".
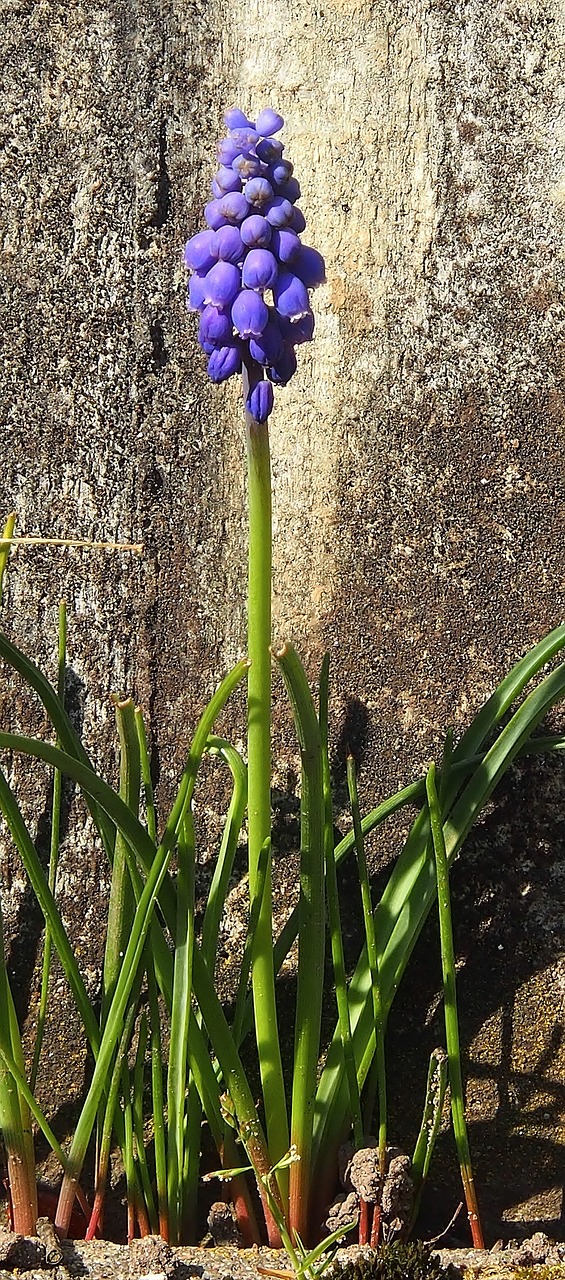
[{"xmin": 1, "ymin": 0, "xmax": 564, "ymax": 1238}]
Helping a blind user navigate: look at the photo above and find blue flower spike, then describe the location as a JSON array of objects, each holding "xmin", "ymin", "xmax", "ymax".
[{"xmin": 184, "ymin": 108, "xmax": 325, "ymax": 423}]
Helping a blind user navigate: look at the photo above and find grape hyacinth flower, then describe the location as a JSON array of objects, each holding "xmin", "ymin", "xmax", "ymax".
[{"xmin": 183, "ymin": 107, "xmax": 324, "ymax": 422}]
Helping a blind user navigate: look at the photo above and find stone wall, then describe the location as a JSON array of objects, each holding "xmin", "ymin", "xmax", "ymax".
[{"xmin": 1, "ymin": 0, "xmax": 564, "ymax": 1238}]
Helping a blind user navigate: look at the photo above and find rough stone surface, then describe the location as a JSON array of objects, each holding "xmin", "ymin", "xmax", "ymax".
[{"xmin": 0, "ymin": 0, "xmax": 563, "ymax": 1242}]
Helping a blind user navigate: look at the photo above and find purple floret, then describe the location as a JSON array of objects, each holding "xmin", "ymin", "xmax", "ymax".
[
  {"xmin": 256, "ymin": 138, "xmax": 284, "ymax": 164},
  {"xmin": 203, "ymin": 261, "xmax": 241, "ymax": 308},
  {"xmin": 183, "ymin": 230, "xmax": 216, "ymax": 272},
  {"xmin": 292, "ymin": 246, "xmax": 326, "ymax": 288},
  {"xmin": 198, "ymin": 305, "xmax": 234, "ymax": 349},
  {"xmin": 219, "ymin": 191, "xmax": 250, "ymax": 223},
  {"xmin": 255, "ymin": 108, "xmax": 284, "ymax": 137},
  {"xmin": 240, "ymin": 215, "xmax": 272, "ymax": 249},
  {"xmin": 244, "ymin": 177, "xmax": 274, "ymax": 210},
  {"xmin": 224, "ymin": 107, "xmax": 254, "ymax": 130},
  {"xmin": 265, "ymin": 197, "xmax": 294, "ymax": 228},
  {"xmin": 268, "ymin": 344, "xmax": 297, "ymax": 386},
  {"xmin": 232, "ymin": 289, "xmax": 269, "ymax": 338},
  {"xmin": 208, "ymin": 343, "xmax": 242, "ymax": 382},
  {"xmin": 211, "ymin": 224, "xmax": 245, "ymax": 264},
  {"xmin": 273, "ymin": 271, "xmax": 311, "ymax": 320},
  {"xmin": 246, "ymin": 378, "xmax": 274, "ymax": 422},
  {"xmin": 242, "ymin": 248, "xmax": 279, "ymax": 291}
]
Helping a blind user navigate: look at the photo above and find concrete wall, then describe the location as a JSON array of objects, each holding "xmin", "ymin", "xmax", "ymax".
[{"xmin": 1, "ymin": 0, "xmax": 564, "ymax": 1238}]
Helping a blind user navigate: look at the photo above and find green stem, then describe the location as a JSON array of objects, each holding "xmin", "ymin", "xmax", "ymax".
[
  {"xmin": 244, "ymin": 371, "xmax": 289, "ymax": 1210},
  {"xmin": 426, "ymin": 761, "xmax": 484, "ymax": 1249}
]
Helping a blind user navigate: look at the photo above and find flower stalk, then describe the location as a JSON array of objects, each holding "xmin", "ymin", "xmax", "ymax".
[{"xmin": 244, "ymin": 363, "xmax": 289, "ymax": 1222}]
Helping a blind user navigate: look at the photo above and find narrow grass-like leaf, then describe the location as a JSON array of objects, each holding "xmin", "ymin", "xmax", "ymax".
[
  {"xmin": 410, "ymin": 1047, "xmax": 448, "ymax": 1205},
  {"xmin": 44, "ymin": 662, "xmax": 249, "ymax": 1235},
  {"xmin": 133, "ymin": 1013, "xmax": 158, "ymax": 1235},
  {"xmin": 30, "ymin": 600, "xmax": 67, "ymax": 1092},
  {"xmin": 103, "ymin": 698, "xmax": 139, "ymax": 1014},
  {"xmin": 347, "ymin": 755, "xmax": 386, "ymax": 1164},
  {"xmin": 274, "ymin": 642, "xmax": 325, "ymax": 1242},
  {"xmin": 135, "ymin": 707, "xmax": 157, "ymax": 842},
  {"xmin": 319, "ymin": 655, "xmax": 362, "ymax": 1148},
  {"xmin": 0, "ymin": 767, "xmax": 101, "ymax": 1055},
  {"xmin": 426, "ymin": 761, "xmax": 484, "ymax": 1248},
  {"xmin": 0, "ymin": 919, "xmax": 37, "ymax": 1233},
  {"xmin": 201, "ymin": 737, "xmax": 247, "ymax": 967},
  {"xmin": 311, "ymin": 632, "xmax": 565, "ymax": 1217},
  {"xmin": 167, "ymin": 810, "xmax": 196, "ymax": 1244}
]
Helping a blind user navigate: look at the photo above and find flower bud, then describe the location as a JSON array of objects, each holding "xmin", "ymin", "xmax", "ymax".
[
  {"xmin": 219, "ymin": 192, "xmax": 250, "ymax": 223},
  {"xmin": 205, "ymin": 199, "xmax": 229, "ymax": 230},
  {"xmin": 244, "ymin": 177, "xmax": 274, "ymax": 209},
  {"xmin": 255, "ymin": 108, "xmax": 284, "ymax": 137},
  {"xmin": 187, "ymin": 274, "xmax": 207, "ymax": 312},
  {"xmin": 270, "ymin": 228, "xmax": 301, "ymax": 264},
  {"xmin": 198, "ymin": 305, "xmax": 234, "ymax": 348},
  {"xmin": 224, "ymin": 107, "xmax": 254, "ymax": 130},
  {"xmin": 211, "ymin": 225, "xmax": 245, "ymax": 264},
  {"xmin": 268, "ymin": 344, "xmax": 297, "ymax": 386},
  {"xmin": 249, "ymin": 317, "xmax": 285, "ymax": 366},
  {"xmin": 233, "ymin": 152, "xmax": 263, "ymax": 179},
  {"xmin": 214, "ymin": 165, "xmax": 242, "ymax": 195},
  {"xmin": 208, "ymin": 343, "xmax": 242, "ymax": 382},
  {"xmin": 246, "ymin": 378, "xmax": 274, "ymax": 422},
  {"xmin": 265, "ymin": 197, "xmax": 294, "ymax": 228},
  {"xmin": 256, "ymin": 138, "xmax": 284, "ymax": 164},
  {"xmin": 240, "ymin": 215, "xmax": 272, "ymax": 249},
  {"xmin": 292, "ymin": 246, "xmax": 326, "ymax": 288}
]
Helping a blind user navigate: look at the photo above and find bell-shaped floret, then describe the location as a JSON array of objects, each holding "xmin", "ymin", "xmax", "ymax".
[
  {"xmin": 211, "ymin": 224, "xmax": 245, "ymax": 264},
  {"xmin": 270, "ymin": 228, "xmax": 301, "ymax": 264},
  {"xmin": 290, "ymin": 206, "xmax": 306, "ymax": 234},
  {"xmin": 268, "ymin": 344, "xmax": 297, "ymax": 386},
  {"xmin": 231, "ymin": 289, "xmax": 269, "ymax": 337},
  {"xmin": 279, "ymin": 311, "xmax": 315, "ymax": 345},
  {"xmin": 246, "ymin": 378, "xmax": 274, "ymax": 422},
  {"xmin": 208, "ymin": 343, "xmax": 242, "ymax": 382},
  {"xmin": 198, "ymin": 305, "xmax": 234, "ymax": 349},
  {"xmin": 292, "ymin": 245, "xmax": 326, "ymax": 288},
  {"xmin": 273, "ymin": 271, "xmax": 310, "ymax": 320},
  {"xmin": 249, "ymin": 315, "xmax": 285, "ymax": 366},
  {"xmin": 242, "ymin": 248, "xmax": 279, "ymax": 291},
  {"xmin": 183, "ymin": 230, "xmax": 216, "ymax": 272},
  {"xmin": 240, "ymin": 215, "xmax": 272, "ymax": 249},
  {"xmin": 187, "ymin": 274, "xmax": 207, "ymax": 312},
  {"xmin": 203, "ymin": 261, "xmax": 241, "ymax": 308}
]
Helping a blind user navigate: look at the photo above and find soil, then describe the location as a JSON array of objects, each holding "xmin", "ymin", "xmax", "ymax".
[{"xmin": 0, "ymin": 1233, "xmax": 564, "ymax": 1280}]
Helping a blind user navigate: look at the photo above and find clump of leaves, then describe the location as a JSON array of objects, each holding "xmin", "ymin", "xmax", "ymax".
[{"xmin": 331, "ymin": 1241, "xmax": 452, "ymax": 1280}]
